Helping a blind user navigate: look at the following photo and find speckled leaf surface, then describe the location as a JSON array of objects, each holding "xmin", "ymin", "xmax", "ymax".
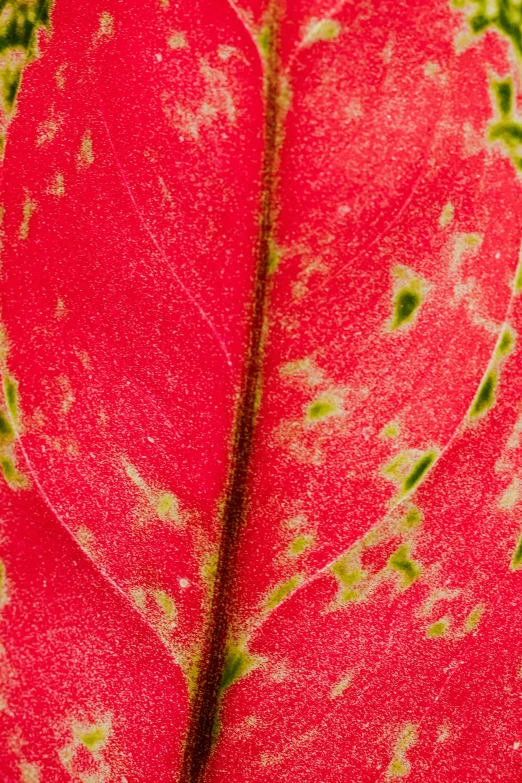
[{"xmin": 1, "ymin": 0, "xmax": 522, "ymax": 781}]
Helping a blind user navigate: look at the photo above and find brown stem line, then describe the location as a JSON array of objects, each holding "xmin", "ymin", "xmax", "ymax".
[{"xmin": 179, "ymin": 9, "xmax": 283, "ymax": 783}]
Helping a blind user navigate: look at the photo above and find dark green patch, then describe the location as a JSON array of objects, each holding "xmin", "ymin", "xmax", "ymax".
[
  {"xmin": 388, "ymin": 544, "xmax": 421, "ymax": 589},
  {"xmin": 498, "ymin": 327, "xmax": 515, "ymax": 356},
  {"xmin": 393, "ymin": 289, "xmax": 421, "ymax": 329},
  {"xmin": 307, "ymin": 396, "xmax": 338, "ymax": 420},
  {"xmin": 0, "ymin": 1, "xmax": 53, "ymax": 115},
  {"xmin": 493, "ymin": 78, "xmax": 514, "ymax": 117},
  {"xmin": 403, "ymin": 451, "xmax": 436, "ymax": 493},
  {"xmin": 219, "ymin": 645, "xmax": 255, "ymax": 694},
  {"xmin": 464, "ymin": 0, "xmax": 522, "ymax": 59},
  {"xmin": 264, "ymin": 575, "xmax": 302, "ymax": 611},
  {"xmin": 511, "ymin": 534, "xmax": 522, "ymax": 570},
  {"xmin": 2, "ymin": 65, "xmax": 21, "ymax": 114},
  {"xmin": 3, "ymin": 374, "xmax": 18, "ymax": 422},
  {"xmin": 470, "ymin": 371, "xmax": 496, "ymax": 418},
  {"xmin": 0, "ymin": 455, "xmax": 22, "ymax": 485},
  {"xmin": 456, "ymin": 2, "xmax": 522, "ymax": 171},
  {"xmin": 0, "ymin": 411, "xmax": 13, "ymax": 440}
]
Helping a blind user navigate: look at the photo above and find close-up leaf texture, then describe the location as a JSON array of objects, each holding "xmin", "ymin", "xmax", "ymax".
[{"xmin": 1, "ymin": 0, "xmax": 522, "ymax": 781}]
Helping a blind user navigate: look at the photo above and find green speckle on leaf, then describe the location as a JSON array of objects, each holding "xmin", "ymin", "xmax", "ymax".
[
  {"xmin": 439, "ymin": 202, "xmax": 454, "ymax": 227},
  {"xmin": 0, "ymin": 411, "xmax": 13, "ymax": 440},
  {"xmin": 470, "ymin": 371, "xmax": 497, "ymax": 418},
  {"xmin": 264, "ymin": 575, "xmax": 302, "ymax": 611},
  {"xmin": 464, "ymin": 603, "xmax": 485, "ymax": 632},
  {"xmin": 220, "ymin": 643, "xmax": 257, "ymax": 694},
  {"xmin": 399, "ymin": 506, "xmax": 423, "ymax": 531},
  {"xmin": 306, "ymin": 395, "xmax": 339, "ymax": 421},
  {"xmin": 74, "ymin": 720, "xmax": 110, "ymax": 753},
  {"xmin": 0, "ymin": 455, "xmax": 24, "ymax": 487},
  {"xmin": 511, "ymin": 533, "xmax": 522, "ymax": 570},
  {"xmin": 402, "ymin": 450, "xmax": 437, "ymax": 494},
  {"xmin": 304, "ymin": 18, "xmax": 341, "ymax": 45},
  {"xmin": 3, "ymin": 373, "xmax": 18, "ymax": 423},
  {"xmin": 330, "ymin": 670, "xmax": 354, "ymax": 698},
  {"xmin": 497, "ymin": 325, "xmax": 516, "ymax": 358},
  {"xmin": 386, "ymin": 723, "xmax": 417, "ymax": 779},
  {"xmin": 381, "ymin": 420, "xmax": 400, "ymax": 439},
  {"xmin": 389, "ymin": 268, "xmax": 425, "ymax": 331},
  {"xmin": 152, "ymin": 589, "xmax": 177, "ymax": 624},
  {"xmin": 288, "ymin": 534, "xmax": 314, "ymax": 557},
  {"xmin": 388, "ymin": 545, "xmax": 420, "ymax": 589},
  {"xmin": 19, "ymin": 192, "xmax": 36, "ymax": 240},
  {"xmin": 77, "ymin": 131, "xmax": 94, "ymax": 168},
  {"xmin": 492, "ymin": 77, "xmax": 514, "ymax": 117},
  {"xmin": 426, "ymin": 617, "xmax": 449, "ymax": 638},
  {"xmin": 156, "ymin": 491, "xmax": 179, "ymax": 523},
  {"xmin": 168, "ymin": 31, "xmax": 187, "ymax": 49},
  {"xmin": 258, "ymin": 25, "xmax": 272, "ymax": 56},
  {"xmin": 393, "ymin": 290, "xmax": 421, "ymax": 329},
  {"xmin": 331, "ymin": 558, "xmax": 366, "ymax": 603}
]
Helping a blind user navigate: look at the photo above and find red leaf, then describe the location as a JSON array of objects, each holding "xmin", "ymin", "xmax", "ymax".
[{"xmin": 1, "ymin": 0, "xmax": 522, "ymax": 780}]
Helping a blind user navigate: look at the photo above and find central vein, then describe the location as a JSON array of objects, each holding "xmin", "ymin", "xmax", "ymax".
[{"xmin": 179, "ymin": 8, "xmax": 283, "ymax": 783}]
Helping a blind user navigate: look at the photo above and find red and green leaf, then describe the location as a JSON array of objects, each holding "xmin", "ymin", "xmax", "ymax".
[{"xmin": 2, "ymin": 0, "xmax": 522, "ymax": 781}]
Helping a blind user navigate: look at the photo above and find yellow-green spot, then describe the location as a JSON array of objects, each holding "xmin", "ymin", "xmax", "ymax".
[
  {"xmin": 497, "ymin": 326, "xmax": 516, "ymax": 358},
  {"xmin": 331, "ymin": 558, "xmax": 365, "ymax": 603},
  {"xmin": 388, "ymin": 545, "xmax": 420, "ymax": 589},
  {"xmin": 77, "ymin": 132, "xmax": 94, "ymax": 168},
  {"xmin": 75, "ymin": 722, "xmax": 110, "ymax": 753},
  {"xmin": 2, "ymin": 373, "xmax": 20, "ymax": 422},
  {"xmin": 152, "ymin": 589, "xmax": 176, "ymax": 623},
  {"xmin": 306, "ymin": 395, "xmax": 339, "ymax": 421},
  {"xmin": 498, "ymin": 478, "xmax": 520, "ymax": 510},
  {"xmin": 511, "ymin": 533, "xmax": 522, "ymax": 570},
  {"xmin": 0, "ymin": 456, "xmax": 24, "ymax": 487},
  {"xmin": 381, "ymin": 420, "xmax": 400, "ymax": 439},
  {"xmin": 264, "ymin": 575, "xmax": 302, "ymax": 611},
  {"xmin": 267, "ymin": 240, "xmax": 281, "ymax": 274},
  {"xmin": 220, "ymin": 643, "xmax": 257, "ymax": 694},
  {"xmin": 48, "ymin": 172, "xmax": 65, "ymax": 197},
  {"xmin": 304, "ymin": 18, "xmax": 341, "ymax": 45},
  {"xmin": 156, "ymin": 491, "xmax": 179, "ymax": 522},
  {"xmin": 402, "ymin": 450, "xmax": 437, "ymax": 494},
  {"xmin": 288, "ymin": 534, "xmax": 314, "ymax": 557},
  {"xmin": 96, "ymin": 11, "xmax": 114, "ymax": 40},
  {"xmin": 19, "ymin": 193, "xmax": 36, "ymax": 240},
  {"xmin": 399, "ymin": 506, "xmax": 423, "ymax": 531},
  {"xmin": 386, "ymin": 723, "xmax": 417, "ymax": 779},
  {"xmin": 0, "ymin": 411, "xmax": 13, "ymax": 441},
  {"xmin": 258, "ymin": 25, "xmax": 271, "ymax": 57},
  {"xmin": 168, "ymin": 31, "xmax": 187, "ymax": 49},
  {"xmin": 387, "ymin": 758, "xmax": 409, "ymax": 778},
  {"xmin": 515, "ymin": 257, "xmax": 522, "ymax": 293},
  {"xmin": 464, "ymin": 603, "xmax": 485, "ymax": 632},
  {"xmin": 439, "ymin": 202, "xmax": 454, "ymax": 227},
  {"xmin": 470, "ymin": 371, "xmax": 497, "ymax": 419},
  {"xmin": 426, "ymin": 616, "xmax": 449, "ymax": 638}
]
